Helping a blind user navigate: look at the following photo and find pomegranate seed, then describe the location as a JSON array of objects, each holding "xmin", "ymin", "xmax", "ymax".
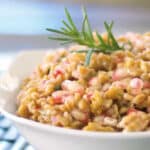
[
  {"xmin": 130, "ymin": 78, "xmax": 144, "ymax": 89},
  {"xmin": 127, "ymin": 108, "xmax": 137, "ymax": 114},
  {"xmin": 143, "ymin": 81, "xmax": 150, "ymax": 88},
  {"xmin": 88, "ymin": 77, "xmax": 98, "ymax": 86},
  {"xmin": 112, "ymin": 68, "xmax": 128, "ymax": 81},
  {"xmin": 52, "ymin": 91, "xmax": 70, "ymax": 104},
  {"xmin": 53, "ymin": 69, "xmax": 64, "ymax": 78},
  {"xmin": 62, "ymin": 80, "xmax": 84, "ymax": 95}
]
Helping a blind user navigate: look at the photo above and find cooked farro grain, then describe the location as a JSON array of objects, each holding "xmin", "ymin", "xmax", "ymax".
[{"xmin": 17, "ymin": 32, "xmax": 150, "ymax": 132}]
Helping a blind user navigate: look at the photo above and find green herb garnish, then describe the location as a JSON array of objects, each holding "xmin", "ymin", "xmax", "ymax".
[
  {"xmin": 46, "ymin": 7, "xmax": 123, "ymax": 66},
  {"xmin": 54, "ymin": 85, "xmax": 61, "ymax": 91}
]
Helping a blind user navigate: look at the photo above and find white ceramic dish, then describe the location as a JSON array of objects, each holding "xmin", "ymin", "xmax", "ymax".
[{"xmin": 0, "ymin": 51, "xmax": 150, "ymax": 150}]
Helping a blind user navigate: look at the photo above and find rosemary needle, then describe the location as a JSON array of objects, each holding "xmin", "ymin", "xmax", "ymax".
[{"xmin": 46, "ymin": 7, "xmax": 123, "ymax": 66}]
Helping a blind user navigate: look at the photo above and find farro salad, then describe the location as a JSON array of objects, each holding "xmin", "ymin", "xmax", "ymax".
[{"xmin": 16, "ymin": 8, "xmax": 150, "ymax": 132}]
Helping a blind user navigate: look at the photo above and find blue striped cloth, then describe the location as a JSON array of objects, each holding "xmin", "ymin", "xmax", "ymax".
[{"xmin": 0, "ymin": 115, "xmax": 34, "ymax": 150}]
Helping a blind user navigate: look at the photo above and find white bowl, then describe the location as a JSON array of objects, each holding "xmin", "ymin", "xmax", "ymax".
[{"xmin": 0, "ymin": 51, "xmax": 150, "ymax": 150}]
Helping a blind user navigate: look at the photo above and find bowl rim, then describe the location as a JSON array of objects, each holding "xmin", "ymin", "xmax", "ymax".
[{"xmin": 1, "ymin": 108, "xmax": 150, "ymax": 139}]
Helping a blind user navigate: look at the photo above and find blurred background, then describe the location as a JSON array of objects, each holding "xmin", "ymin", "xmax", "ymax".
[
  {"xmin": 0, "ymin": 0, "xmax": 150, "ymax": 71},
  {"xmin": 0, "ymin": 0, "xmax": 150, "ymax": 149}
]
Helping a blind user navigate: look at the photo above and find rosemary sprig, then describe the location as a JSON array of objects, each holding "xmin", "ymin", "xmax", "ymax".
[
  {"xmin": 46, "ymin": 7, "xmax": 123, "ymax": 66},
  {"xmin": 85, "ymin": 49, "xmax": 93, "ymax": 66}
]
